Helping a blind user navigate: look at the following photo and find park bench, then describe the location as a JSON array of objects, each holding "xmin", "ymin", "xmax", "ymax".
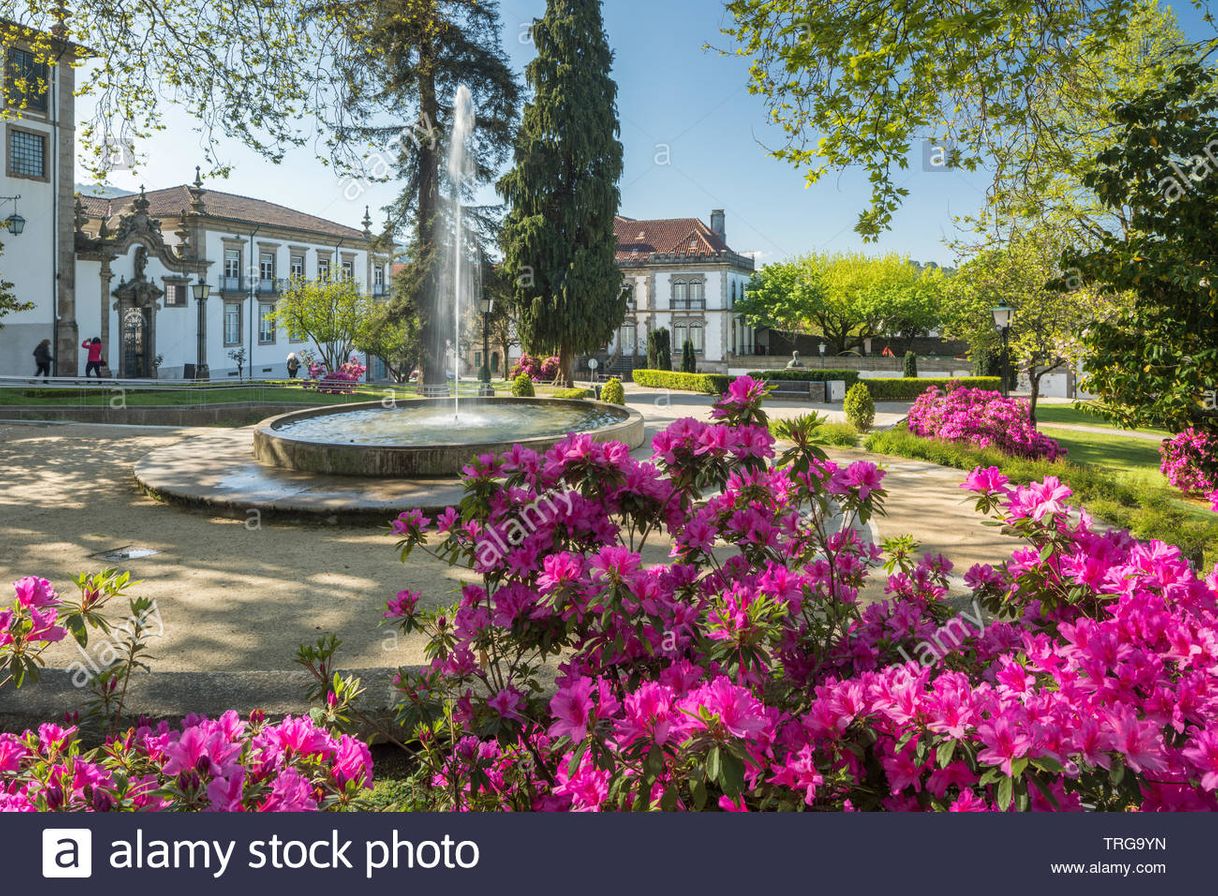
[{"xmin": 765, "ymin": 380, "xmax": 827, "ymax": 403}]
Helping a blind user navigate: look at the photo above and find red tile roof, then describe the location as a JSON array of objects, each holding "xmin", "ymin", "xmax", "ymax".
[
  {"xmin": 614, "ymin": 214, "xmax": 737, "ymax": 264},
  {"xmin": 79, "ymin": 186, "xmax": 368, "ymax": 241}
]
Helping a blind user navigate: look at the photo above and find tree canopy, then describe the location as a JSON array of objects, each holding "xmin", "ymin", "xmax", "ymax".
[
  {"xmin": 736, "ymin": 253, "xmax": 946, "ymax": 354},
  {"xmin": 946, "ymin": 230, "xmax": 1119, "ymax": 423},
  {"xmin": 274, "ymin": 278, "xmax": 378, "ymax": 371},
  {"xmin": 721, "ymin": 0, "xmax": 1206, "ymax": 239},
  {"xmin": 1065, "ymin": 62, "xmax": 1218, "ymax": 434}
]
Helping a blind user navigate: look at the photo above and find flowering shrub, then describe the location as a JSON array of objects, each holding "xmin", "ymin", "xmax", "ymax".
[
  {"xmin": 305, "ymin": 357, "xmax": 367, "ymax": 394},
  {"xmin": 510, "ymin": 353, "xmax": 560, "ymax": 383},
  {"xmin": 906, "ymin": 384, "xmax": 1064, "ymax": 461},
  {"xmin": 382, "ymin": 375, "xmax": 1218, "ymax": 811},
  {"xmin": 1160, "ymin": 427, "xmax": 1218, "ymax": 510},
  {"xmin": 0, "ymin": 713, "xmax": 372, "ymax": 811}
]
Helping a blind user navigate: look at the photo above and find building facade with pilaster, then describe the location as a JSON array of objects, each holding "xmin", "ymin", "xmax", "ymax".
[
  {"xmin": 609, "ymin": 210, "xmax": 756, "ymax": 375},
  {"xmin": 0, "ymin": 28, "xmax": 78, "ymax": 377}
]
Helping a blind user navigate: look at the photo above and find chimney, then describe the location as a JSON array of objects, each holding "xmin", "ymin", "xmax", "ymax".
[{"xmin": 710, "ymin": 209, "xmax": 725, "ymax": 242}]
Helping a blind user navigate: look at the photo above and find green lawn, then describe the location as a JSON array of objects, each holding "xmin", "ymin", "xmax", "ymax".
[
  {"xmin": 1039, "ymin": 426, "xmax": 1168, "ymax": 486},
  {"xmin": 1034, "ymin": 402, "xmax": 1171, "ymax": 436},
  {"xmin": 0, "ymin": 380, "xmax": 523, "ymax": 408}
]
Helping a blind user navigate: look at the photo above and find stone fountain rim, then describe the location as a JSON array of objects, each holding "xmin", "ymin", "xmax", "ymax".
[
  {"xmin": 250, "ymin": 395, "xmax": 647, "ymax": 478},
  {"xmin": 255, "ymin": 395, "xmax": 639, "ymax": 451}
]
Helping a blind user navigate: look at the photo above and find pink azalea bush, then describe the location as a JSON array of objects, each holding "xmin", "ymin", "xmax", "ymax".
[
  {"xmin": 1160, "ymin": 427, "xmax": 1218, "ymax": 511},
  {"xmin": 384, "ymin": 376, "xmax": 1218, "ymax": 811},
  {"xmin": 0, "ymin": 712, "xmax": 372, "ymax": 811},
  {"xmin": 305, "ymin": 357, "xmax": 367, "ymax": 394},
  {"xmin": 510, "ymin": 353, "xmax": 560, "ymax": 383},
  {"xmin": 906, "ymin": 383, "xmax": 1064, "ymax": 461}
]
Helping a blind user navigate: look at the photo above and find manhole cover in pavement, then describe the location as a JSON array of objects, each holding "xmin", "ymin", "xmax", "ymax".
[{"xmin": 89, "ymin": 545, "xmax": 161, "ymax": 562}]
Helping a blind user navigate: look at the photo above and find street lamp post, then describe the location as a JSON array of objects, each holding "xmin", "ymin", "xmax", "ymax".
[
  {"xmin": 478, "ymin": 294, "xmax": 494, "ymax": 397},
  {"xmin": 193, "ymin": 279, "xmax": 212, "ymax": 381},
  {"xmin": 992, "ymin": 300, "xmax": 1014, "ymax": 398}
]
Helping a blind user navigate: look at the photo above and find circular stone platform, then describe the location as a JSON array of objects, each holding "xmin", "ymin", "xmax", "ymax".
[
  {"xmin": 134, "ymin": 427, "xmax": 468, "ymax": 520},
  {"xmin": 252, "ymin": 397, "xmax": 645, "ymax": 477}
]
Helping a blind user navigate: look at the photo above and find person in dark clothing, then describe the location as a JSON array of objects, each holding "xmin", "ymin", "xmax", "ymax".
[
  {"xmin": 33, "ymin": 339, "xmax": 53, "ymax": 382},
  {"xmin": 82, "ymin": 337, "xmax": 104, "ymax": 378}
]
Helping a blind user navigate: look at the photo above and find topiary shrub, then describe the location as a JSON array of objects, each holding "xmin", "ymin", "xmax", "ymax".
[
  {"xmin": 655, "ymin": 328, "xmax": 672, "ymax": 371},
  {"xmin": 511, "ymin": 372, "xmax": 535, "ymax": 397},
  {"xmin": 903, "ymin": 351, "xmax": 918, "ymax": 378},
  {"xmin": 552, "ymin": 387, "xmax": 593, "ymax": 399},
  {"xmin": 843, "ymin": 382, "xmax": 875, "ymax": 432},
  {"xmin": 681, "ymin": 339, "xmax": 697, "ymax": 373},
  {"xmin": 600, "ymin": 376, "xmax": 625, "ymax": 405}
]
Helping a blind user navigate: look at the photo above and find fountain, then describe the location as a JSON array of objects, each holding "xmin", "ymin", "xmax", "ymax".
[{"xmin": 248, "ymin": 85, "xmax": 644, "ymax": 479}]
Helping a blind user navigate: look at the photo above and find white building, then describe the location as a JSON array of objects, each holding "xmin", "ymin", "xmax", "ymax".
[
  {"xmin": 74, "ymin": 181, "xmax": 390, "ymax": 379},
  {"xmin": 0, "ymin": 28, "xmax": 390, "ymax": 381},
  {"xmin": 0, "ymin": 30, "xmax": 77, "ymax": 377},
  {"xmin": 610, "ymin": 211, "xmax": 756, "ymax": 374}
]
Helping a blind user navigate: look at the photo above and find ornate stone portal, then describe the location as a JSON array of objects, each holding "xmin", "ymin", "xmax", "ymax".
[{"xmin": 112, "ymin": 247, "xmax": 164, "ymax": 378}]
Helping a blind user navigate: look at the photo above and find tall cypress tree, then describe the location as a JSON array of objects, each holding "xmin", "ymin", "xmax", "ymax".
[{"xmin": 498, "ymin": 0, "xmax": 624, "ymax": 387}]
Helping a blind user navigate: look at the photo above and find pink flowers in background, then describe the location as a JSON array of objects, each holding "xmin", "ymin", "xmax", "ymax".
[
  {"xmin": 304, "ymin": 356, "xmax": 367, "ymax": 394},
  {"xmin": 1160, "ymin": 427, "xmax": 1218, "ymax": 509},
  {"xmin": 510, "ymin": 353, "xmax": 560, "ymax": 382},
  {"xmin": 906, "ymin": 383, "xmax": 1064, "ymax": 460},
  {"xmin": 0, "ymin": 712, "xmax": 371, "ymax": 812}
]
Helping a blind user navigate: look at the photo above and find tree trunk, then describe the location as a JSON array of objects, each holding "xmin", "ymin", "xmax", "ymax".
[
  {"xmin": 1028, "ymin": 371, "xmax": 1041, "ymax": 428},
  {"xmin": 557, "ymin": 344, "xmax": 575, "ymax": 389}
]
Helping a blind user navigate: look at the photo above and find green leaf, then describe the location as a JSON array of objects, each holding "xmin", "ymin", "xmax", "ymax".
[{"xmin": 996, "ymin": 775, "xmax": 1013, "ymax": 811}]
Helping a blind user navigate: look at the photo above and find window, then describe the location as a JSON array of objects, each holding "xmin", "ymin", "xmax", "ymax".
[
  {"xmin": 224, "ymin": 303, "xmax": 241, "ymax": 345},
  {"xmin": 622, "ymin": 283, "xmax": 635, "ymax": 312},
  {"xmin": 674, "ymin": 323, "xmax": 704, "ymax": 354},
  {"xmin": 223, "ymin": 249, "xmax": 242, "ymax": 290},
  {"xmin": 618, "ymin": 324, "xmax": 637, "ymax": 355},
  {"xmin": 5, "ymin": 48, "xmax": 48, "ymax": 113},
  {"xmin": 317, "ymin": 258, "xmax": 330, "ymax": 281},
  {"xmin": 672, "ymin": 280, "xmax": 688, "ymax": 310},
  {"xmin": 258, "ymin": 303, "xmax": 276, "ymax": 343},
  {"xmin": 341, "ymin": 260, "xmax": 354, "ymax": 281},
  {"xmin": 290, "ymin": 254, "xmax": 305, "ymax": 279},
  {"xmin": 163, "ymin": 282, "xmax": 187, "ymax": 307},
  {"xmin": 373, "ymin": 266, "xmax": 385, "ymax": 294},
  {"xmin": 688, "ymin": 280, "xmax": 705, "ymax": 310},
  {"xmin": 6, "ymin": 126, "xmax": 46, "ymax": 179},
  {"xmin": 259, "ymin": 251, "xmax": 275, "ymax": 285}
]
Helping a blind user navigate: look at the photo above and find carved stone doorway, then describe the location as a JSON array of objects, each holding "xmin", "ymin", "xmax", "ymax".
[{"xmin": 122, "ymin": 306, "xmax": 152, "ymax": 378}]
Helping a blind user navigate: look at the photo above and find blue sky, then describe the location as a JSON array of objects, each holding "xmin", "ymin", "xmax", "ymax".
[{"xmin": 86, "ymin": 0, "xmax": 1213, "ymax": 267}]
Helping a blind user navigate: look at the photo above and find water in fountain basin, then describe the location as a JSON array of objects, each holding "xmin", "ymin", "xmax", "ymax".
[{"xmin": 273, "ymin": 403, "xmax": 624, "ymax": 448}]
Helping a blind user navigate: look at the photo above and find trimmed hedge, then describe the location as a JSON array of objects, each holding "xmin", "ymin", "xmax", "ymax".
[
  {"xmin": 865, "ymin": 426, "xmax": 1218, "ymax": 568},
  {"xmin": 631, "ymin": 369, "xmax": 731, "ymax": 394},
  {"xmin": 862, "ymin": 376, "xmax": 1001, "ymax": 400},
  {"xmin": 747, "ymin": 369, "xmax": 861, "ymax": 386},
  {"xmin": 552, "ymin": 387, "xmax": 594, "ymax": 399}
]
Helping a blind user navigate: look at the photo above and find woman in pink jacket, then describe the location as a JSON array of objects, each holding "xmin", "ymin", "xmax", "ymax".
[{"xmin": 82, "ymin": 337, "xmax": 104, "ymax": 378}]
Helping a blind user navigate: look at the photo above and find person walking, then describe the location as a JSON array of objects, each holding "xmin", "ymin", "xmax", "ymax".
[
  {"xmin": 82, "ymin": 337, "xmax": 104, "ymax": 378},
  {"xmin": 33, "ymin": 339, "xmax": 53, "ymax": 382},
  {"xmin": 286, "ymin": 352, "xmax": 301, "ymax": 379}
]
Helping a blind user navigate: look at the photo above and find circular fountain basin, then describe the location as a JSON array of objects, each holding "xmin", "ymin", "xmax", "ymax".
[{"xmin": 252, "ymin": 397, "xmax": 645, "ymax": 477}]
